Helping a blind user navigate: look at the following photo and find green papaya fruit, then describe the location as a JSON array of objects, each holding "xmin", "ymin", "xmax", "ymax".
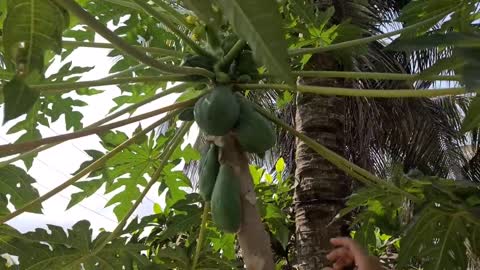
[
  {"xmin": 236, "ymin": 50, "xmax": 257, "ymax": 76},
  {"xmin": 181, "ymin": 55, "xmax": 215, "ymax": 71},
  {"xmin": 194, "ymin": 85, "xmax": 240, "ymax": 135},
  {"xmin": 234, "ymin": 98, "xmax": 276, "ymax": 154},
  {"xmin": 178, "ymin": 107, "xmax": 195, "ymax": 121},
  {"xmin": 211, "ymin": 164, "xmax": 242, "ymax": 233},
  {"xmin": 198, "ymin": 144, "xmax": 220, "ymax": 201}
]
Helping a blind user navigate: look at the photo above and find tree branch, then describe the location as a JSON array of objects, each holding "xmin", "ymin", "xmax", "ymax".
[
  {"xmin": 0, "ymin": 83, "xmax": 194, "ymax": 167},
  {"xmin": 237, "ymin": 83, "xmax": 468, "ymax": 98},
  {"xmin": 62, "ymin": 40, "xmax": 185, "ymax": 57},
  {"xmin": 31, "ymin": 75, "xmax": 200, "ymax": 93},
  {"xmin": 54, "ymin": 0, "xmax": 214, "ymax": 78},
  {"xmin": 0, "ymin": 98, "xmax": 199, "ymax": 156},
  {"xmin": 191, "ymin": 202, "xmax": 210, "ymax": 270},
  {"xmin": 293, "ymin": 71, "xmax": 461, "ymax": 81},
  {"xmin": 217, "ymin": 39, "xmax": 246, "ymax": 69},
  {"xmin": 0, "ymin": 112, "xmax": 179, "ymax": 225}
]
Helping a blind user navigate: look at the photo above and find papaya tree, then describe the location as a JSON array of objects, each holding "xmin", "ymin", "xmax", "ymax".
[{"xmin": 0, "ymin": 0, "xmax": 479, "ymax": 269}]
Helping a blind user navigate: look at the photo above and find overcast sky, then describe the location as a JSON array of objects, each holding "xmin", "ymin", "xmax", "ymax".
[{"xmin": 0, "ymin": 33, "xmax": 195, "ymax": 234}]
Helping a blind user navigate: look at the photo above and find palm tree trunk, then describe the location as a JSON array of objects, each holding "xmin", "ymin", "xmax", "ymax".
[{"xmin": 294, "ymin": 54, "xmax": 352, "ymax": 269}]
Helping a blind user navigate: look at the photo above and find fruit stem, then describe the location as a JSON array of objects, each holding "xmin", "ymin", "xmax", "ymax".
[
  {"xmin": 191, "ymin": 202, "xmax": 210, "ymax": 270},
  {"xmin": 218, "ymin": 39, "xmax": 247, "ymax": 70}
]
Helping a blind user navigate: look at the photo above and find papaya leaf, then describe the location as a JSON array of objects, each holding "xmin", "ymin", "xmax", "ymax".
[
  {"xmin": 67, "ymin": 179, "xmax": 104, "ymax": 210},
  {"xmin": 0, "ymin": 165, "xmax": 42, "ymax": 216},
  {"xmin": 2, "ymin": 76, "xmax": 40, "ymax": 123},
  {"xmin": 397, "ymin": 206, "xmax": 479, "ymax": 270},
  {"xmin": 216, "ymin": 0, "xmax": 293, "ymax": 85},
  {"xmin": 3, "ymin": 0, "xmax": 68, "ymax": 76},
  {"xmin": 0, "ymin": 220, "xmax": 152, "ymax": 269},
  {"xmin": 45, "ymin": 96, "xmax": 87, "ymax": 131},
  {"xmin": 461, "ymin": 96, "xmax": 480, "ymax": 132}
]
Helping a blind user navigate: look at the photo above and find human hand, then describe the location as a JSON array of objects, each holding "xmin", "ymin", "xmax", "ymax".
[{"xmin": 323, "ymin": 237, "xmax": 383, "ymax": 270}]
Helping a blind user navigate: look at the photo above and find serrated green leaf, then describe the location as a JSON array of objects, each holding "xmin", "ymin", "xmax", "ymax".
[
  {"xmin": 0, "ymin": 165, "xmax": 42, "ymax": 215},
  {"xmin": 67, "ymin": 179, "xmax": 104, "ymax": 210},
  {"xmin": 0, "ymin": 220, "xmax": 152, "ymax": 269},
  {"xmin": 2, "ymin": 76, "xmax": 40, "ymax": 123},
  {"xmin": 217, "ymin": 0, "xmax": 293, "ymax": 84},
  {"xmin": 461, "ymin": 96, "xmax": 480, "ymax": 132},
  {"xmin": 46, "ymin": 96, "xmax": 87, "ymax": 131},
  {"xmin": 397, "ymin": 206, "xmax": 476, "ymax": 270},
  {"xmin": 3, "ymin": 0, "xmax": 68, "ymax": 76}
]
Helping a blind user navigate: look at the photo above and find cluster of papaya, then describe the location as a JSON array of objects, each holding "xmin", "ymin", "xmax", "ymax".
[
  {"xmin": 198, "ymin": 144, "xmax": 241, "ymax": 233},
  {"xmin": 181, "ymin": 34, "xmax": 259, "ymax": 84},
  {"xmin": 194, "ymin": 85, "xmax": 276, "ymax": 232},
  {"xmin": 177, "ymin": 34, "xmax": 275, "ymax": 232}
]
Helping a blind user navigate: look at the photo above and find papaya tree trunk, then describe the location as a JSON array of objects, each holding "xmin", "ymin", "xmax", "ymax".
[
  {"xmin": 293, "ymin": 54, "xmax": 352, "ymax": 269},
  {"xmin": 217, "ymin": 135, "xmax": 275, "ymax": 270}
]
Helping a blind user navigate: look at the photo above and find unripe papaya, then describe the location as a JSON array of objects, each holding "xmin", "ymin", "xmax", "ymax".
[
  {"xmin": 236, "ymin": 50, "xmax": 257, "ymax": 76},
  {"xmin": 234, "ymin": 98, "xmax": 276, "ymax": 154},
  {"xmin": 211, "ymin": 164, "xmax": 242, "ymax": 233},
  {"xmin": 194, "ymin": 85, "xmax": 240, "ymax": 135},
  {"xmin": 198, "ymin": 144, "xmax": 220, "ymax": 201},
  {"xmin": 181, "ymin": 55, "xmax": 215, "ymax": 71},
  {"xmin": 178, "ymin": 107, "xmax": 194, "ymax": 121}
]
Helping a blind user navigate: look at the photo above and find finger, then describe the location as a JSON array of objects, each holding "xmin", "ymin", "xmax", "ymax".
[
  {"xmin": 330, "ymin": 237, "xmax": 367, "ymax": 259},
  {"xmin": 333, "ymin": 259, "xmax": 353, "ymax": 270},
  {"xmin": 333, "ymin": 257, "xmax": 354, "ymax": 270},
  {"xmin": 326, "ymin": 247, "xmax": 352, "ymax": 261}
]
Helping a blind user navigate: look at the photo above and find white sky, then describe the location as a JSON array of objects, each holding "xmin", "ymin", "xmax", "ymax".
[{"xmin": 0, "ymin": 34, "xmax": 197, "ymax": 233}]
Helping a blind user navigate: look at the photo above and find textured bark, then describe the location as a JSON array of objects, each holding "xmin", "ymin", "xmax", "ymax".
[
  {"xmin": 294, "ymin": 54, "xmax": 352, "ymax": 269},
  {"xmin": 216, "ymin": 135, "xmax": 275, "ymax": 270}
]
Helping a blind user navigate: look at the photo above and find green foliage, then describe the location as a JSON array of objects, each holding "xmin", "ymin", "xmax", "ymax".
[
  {"xmin": 462, "ymin": 96, "xmax": 480, "ymax": 132},
  {"xmin": 69, "ymin": 128, "xmax": 197, "ymax": 221},
  {"xmin": 216, "ymin": 0, "xmax": 293, "ymax": 84},
  {"xmin": 3, "ymin": 0, "xmax": 68, "ymax": 76},
  {"xmin": 342, "ymin": 169, "xmax": 480, "ymax": 270},
  {"xmin": 2, "ymin": 76, "xmax": 40, "ymax": 123},
  {"xmin": 182, "ymin": 0, "xmax": 223, "ymax": 30},
  {"xmin": 0, "ymin": 0, "xmax": 479, "ymax": 269},
  {"xmin": 0, "ymin": 220, "xmax": 152, "ymax": 269},
  {"xmin": 0, "ymin": 165, "xmax": 42, "ymax": 215}
]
